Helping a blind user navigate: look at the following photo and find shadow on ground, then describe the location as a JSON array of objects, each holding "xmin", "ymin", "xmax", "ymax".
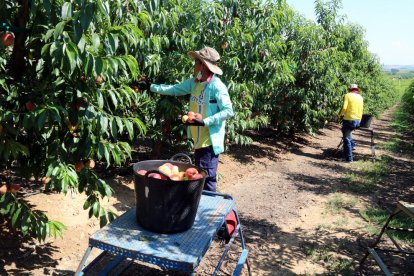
[{"xmin": 0, "ymin": 230, "xmax": 62, "ymax": 275}]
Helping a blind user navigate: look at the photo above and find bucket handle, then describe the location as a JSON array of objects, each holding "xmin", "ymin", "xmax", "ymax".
[
  {"xmin": 169, "ymin": 153, "xmax": 192, "ymax": 164},
  {"xmin": 144, "ymin": 170, "xmax": 171, "ymax": 181}
]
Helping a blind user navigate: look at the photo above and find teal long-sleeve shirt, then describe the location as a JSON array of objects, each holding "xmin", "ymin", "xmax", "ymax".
[{"xmin": 150, "ymin": 75, "xmax": 234, "ymax": 155}]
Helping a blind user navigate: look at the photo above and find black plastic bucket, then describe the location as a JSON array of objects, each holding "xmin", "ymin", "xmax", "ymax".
[
  {"xmin": 360, "ymin": 114, "xmax": 374, "ymax": 128},
  {"xmin": 132, "ymin": 154, "xmax": 206, "ymax": 233}
]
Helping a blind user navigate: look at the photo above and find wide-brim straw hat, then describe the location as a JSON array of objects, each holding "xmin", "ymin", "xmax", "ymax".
[{"xmin": 187, "ymin": 47, "xmax": 223, "ymax": 75}]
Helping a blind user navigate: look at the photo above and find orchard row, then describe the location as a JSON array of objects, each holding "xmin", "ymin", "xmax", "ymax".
[{"xmin": 0, "ymin": 0, "xmax": 400, "ymax": 241}]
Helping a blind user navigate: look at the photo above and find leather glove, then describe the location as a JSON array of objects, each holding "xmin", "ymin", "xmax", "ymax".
[
  {"xmin": 138, "ymin": 79, "xmax": 151, "ymax": 91},
  {"xmin": 189, "ymin": 117, "xmax": 205, "ymax": 126}
]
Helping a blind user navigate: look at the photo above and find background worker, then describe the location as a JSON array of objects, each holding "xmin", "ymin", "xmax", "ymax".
[
  {"xmin": 139, "ymin": 47, "xmax": 234, "ymax": 192},
  {"xmin": 338, "ymin": 83, "xmax": 364, "ymax": 162}
]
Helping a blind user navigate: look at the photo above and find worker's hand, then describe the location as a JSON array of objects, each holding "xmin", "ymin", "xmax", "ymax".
[
  {"xmin": 138, "ymin": 79, "xmax": 151, "ymax": 91},
  {"xmin": 189, "ymin": 117, "xmax": 205, "ymax": 126}
]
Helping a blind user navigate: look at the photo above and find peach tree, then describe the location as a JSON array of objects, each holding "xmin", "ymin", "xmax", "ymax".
[{"xmin": 0, "ymin": 0, "xmax": 148, "ymax": 240}]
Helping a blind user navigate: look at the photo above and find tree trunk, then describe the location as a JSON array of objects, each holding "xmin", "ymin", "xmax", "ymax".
[{"xmin": 8, "ymin": 0, "xmax": 30, "ymax": 80}]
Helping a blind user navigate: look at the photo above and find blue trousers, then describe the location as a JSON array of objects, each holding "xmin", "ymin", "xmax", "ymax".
[
  {"xmin": 195, "ymin": 146, "xmax": 219, "ymax": 192},
  {"xmin": 342, "ymin": 120, "xmax": 360, "ymax": 161}
]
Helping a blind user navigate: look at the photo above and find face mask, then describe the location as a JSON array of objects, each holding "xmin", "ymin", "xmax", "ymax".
[{"xmin": 196, "ymin": 71, "xmax": 203, "ymax": 80}]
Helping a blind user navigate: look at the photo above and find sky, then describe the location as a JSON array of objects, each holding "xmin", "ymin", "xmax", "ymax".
[{"xmin": 286, "ymin": 0, "xmax": 414, "ymax": 65}]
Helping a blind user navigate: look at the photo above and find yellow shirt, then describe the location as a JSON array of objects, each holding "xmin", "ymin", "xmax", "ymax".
[
  {"xmin": 339, "ymin": 92, "xmax": 363, "ymax": 120},
  {"xmin": 189, "ymin": 82, "xmax": 212, "ymax": 149}
]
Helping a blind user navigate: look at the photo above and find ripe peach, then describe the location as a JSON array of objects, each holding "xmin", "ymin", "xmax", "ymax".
[
  {"xmin": 163, "ymin": 163, "xmax": 174, "ymax": 169},
  {"xmin": 1, "ymin": 32, "xmax": 14, "ymax": 47},
  {"xmin": 67, "ymin": 124, "xmax": 77, "ymax": 132},
  {"xmin": 85, "ymin": 159, "xmax": 95, "ymax": 169},
  {"xmin": 137, "ymin": 169, "xmax": 147, "ymax": 176},
  {"xmin": 131, "ymin": 85, "xmax": 140, "ymax": 93},
  {"xmin": 25, "ymin": 101, "xmax": 36, "ymax": 111},
  {"xmin": 178, "ymin": 172, "xmax": 188, "ymax": 180},
  {"xmin": 75, "ymin": 161, "xmax": 84, "ymax": 172},
  {"xmin": 95, "ymin": 76, "xmax": 103, "ymax": 85},
  {"xmin": 171, "ymin": 165, "xmax": 179, "ymax": 175},
  {"xmin": 221, "ymin": 42, "xmax": 228, "ymax": 49},
  {"xmin": 191, "ymin": 173, "xmax": 203, "ymax": 180},
  {"xmin": 74, "ymin": 102, "xmax": 82, "ymax": 110},
  {"xmin": 169, "ymin": 174, "xmax": 181, "ymax": 181},
  {"xmin": 158, "ymin": 164, "xmax": 172, "ymax": 176},
  {"xmin": 41, "ymin": 176, "xmax": 51, "ymax": 184},
  {"xmin": 181, "ymin": 115, "xmax": 189, "ymax": 123},
  {"xmin": 10, "ymin": 184, "xmax": 20, "ymax": 193},
  {"xmin": 194, "ymin": 113, "xmax": 202, "ymax": 119},
  {"xmin": 148, "ymin": 173, "xmax": 162, "ymax": 179},
  {"xmin": 187, "ymin": 111, "xmax": 195, "ymax": 123},
  {"xmin": 0, "ymin": 184, "xmax": 7, "ymax": 194},
  {"xmin": 185, "ymin": 167, "xmax": 198, "ymax": 178}
]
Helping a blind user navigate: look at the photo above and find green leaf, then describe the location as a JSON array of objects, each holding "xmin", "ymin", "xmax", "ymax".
[
  {"xmin": 96, "ymin": 90, "xmax": 104, "ymax": 109},
  {"xmin": 97, "ymin": 143, "xmax": 105, "ymax": 160},
  {"xmin": 107, "ymin": 211, "xmax": 116, "ymax": 222},
  {"xmin": 36, "ymin": 109, "xmax": 48, "ymax": 131},
  {"xmin": 104, "ymin": 183, "xmax": 113, "ymax": 197},
  {"xmin": 65, "ymin": 42, "xmax": 78, "ymax": 75},
  {"xmin": 99, "ymin": 115, "xmax": 108, "ymax": 134},
  {"xmin": 54, "ymin": 21, "xmax": 66, "ymax": 39},
  {"xmin": 99, "ymin": 213, "xmax": 108, "ymax": 228},
  {"xmin": 92, "ymin": 33, "xmax": 100, "ymax": 52},
  {"xmin": 79, "ymin": 3, "xmax": 95, "ymax": 30},
  {"xmin": 108, "ymin": 90, "xmax": 118, "ymax": 109},
  {"xmin": 85, "ymin": 54, "xmax": 95, "ymax": 76},
  {"xmin": 110, "ymin": 118, "xmax": 118, "ymax": 139},
  {"xmin": 83, "ymin": 199, "xmax": 91, "ymax": 210},
  {"xmin": 108, "ymin": 57, "xmax": 119, "ymax": 75},
  {"xmin": 115, "ymin": 117, "xmax": 123, "ymax": 134},
  {"xmin": 92, "ymin": 202, "xmax": 99, "ymax": 218},
  {"xmin": 107, "ymin": 33, "xmax": 118, "ymax": 54},
  {"xmin": 95, "ymin": 57, "xmax": 103, "ymax": 76},
  {"xmin": 21, "ymin": 211, "xmax": 31, "ymax": 235},
  {"xmin": 11, "ymin": 204, "xmax": 22, "ymax": 228},
  {"xmin": 104, "ymin": 145, "xmax": 110, "ymax": 165},
  {"xmin": 44, "ymin": 29, "xmax": 54, "ymax": 42},
  {"xmin": 124, "ymin": 120, "xmax": 133, "ymax": 140},
  {"xmin": 61, "ymin": 2, "xmax": 72, "ymax": 20}
]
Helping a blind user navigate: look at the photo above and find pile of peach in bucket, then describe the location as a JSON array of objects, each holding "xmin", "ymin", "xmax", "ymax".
[{"xmin": 137, "ymin": 162, "xmax": 203, "ymax": 181}]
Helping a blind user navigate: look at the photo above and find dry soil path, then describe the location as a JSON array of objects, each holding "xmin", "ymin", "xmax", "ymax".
[{"xmin": 2, "ymin": 106, "xmax": 410, "ymax": 275}]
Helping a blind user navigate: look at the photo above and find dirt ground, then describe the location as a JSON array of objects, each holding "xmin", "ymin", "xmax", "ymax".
[{"xmin": 1, "ymin": 106, "xmax": 414, "ymax": 275}]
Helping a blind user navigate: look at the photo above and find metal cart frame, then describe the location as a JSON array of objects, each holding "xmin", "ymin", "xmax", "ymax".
[
  {"xmin": 75, "ymin": 191, "xmax": 251, "ymax": 275},
  {"xmin": 359, "ymin": 201, "xmax": 414, "ymax": 275}
]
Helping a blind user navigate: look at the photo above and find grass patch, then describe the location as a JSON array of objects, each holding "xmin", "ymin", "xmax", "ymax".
[
  {"xmin": 325, "ymin": 193, "xmax": 358, "ymax": 215},
  {"xmin": 383, "ymin": 109, "xmax": 414, "ymax": 154},
  {"xmin": 360, "ymin": 206, "xmax": 414, "ymax": 245},
  {"xmin": 302, "ymin": 242, "xmax": 354, "ymax": 275},
  {"xmin": 383, "ymin": 136, "xmax": 414, "ymax": 153},
  {"xmin": 315, "ymin": 223, "xmax": 333, "ymax": 231},
  {"xmin": 342, "ymin": 156, "xmax": 391, "ymax": 193}
]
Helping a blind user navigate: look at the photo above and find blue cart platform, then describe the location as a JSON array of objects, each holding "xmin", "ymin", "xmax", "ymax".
[{"xmin": 75, "ymin": 191, "xmax": 251, "ymax": 275}]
